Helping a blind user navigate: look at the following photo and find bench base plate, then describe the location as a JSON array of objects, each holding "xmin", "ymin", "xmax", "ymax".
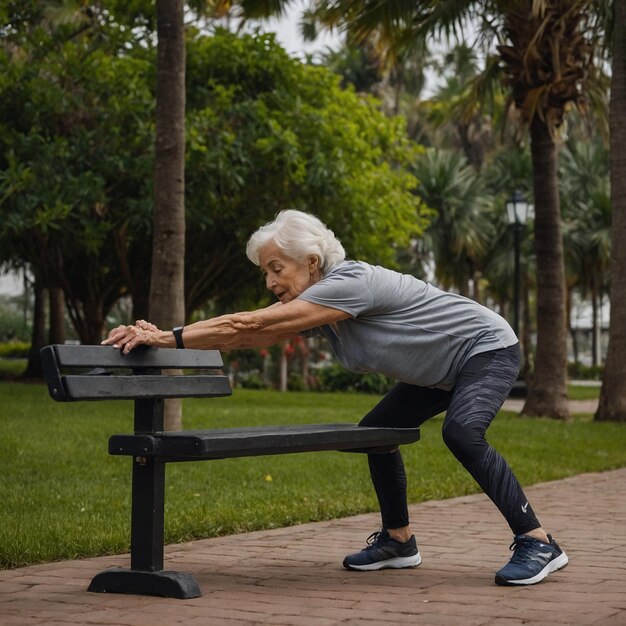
[{"xmin": 88, "ymin": 567, "xmax": 201, "ymax": 599}]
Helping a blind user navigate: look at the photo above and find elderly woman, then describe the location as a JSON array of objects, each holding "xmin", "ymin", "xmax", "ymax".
[{"xmin": 102, "ymin": 210, "xmax": 568, "ymax": 586}]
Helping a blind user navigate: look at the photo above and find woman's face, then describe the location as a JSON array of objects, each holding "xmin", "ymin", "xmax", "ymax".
[{"xmin": 258, "ymin": 241, "xmax": 321, "ymax": 304}]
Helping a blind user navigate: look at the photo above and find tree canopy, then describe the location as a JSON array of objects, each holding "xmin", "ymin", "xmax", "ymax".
[
  {"xmin": 184, "ymin": 29, "xmax": 430, "ymax": 312},
  {"xmin": 0, "ymin": 25, "xmax": 429, "ymax": 340},
  {"xmin": 0, "ymin": 34, "xmax": 155, "ymax": 343}
]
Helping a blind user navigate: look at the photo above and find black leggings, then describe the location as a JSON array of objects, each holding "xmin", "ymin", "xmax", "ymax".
[{"xmin": 359, "ymin": 344, "xmax": 540, "ymax": 536}]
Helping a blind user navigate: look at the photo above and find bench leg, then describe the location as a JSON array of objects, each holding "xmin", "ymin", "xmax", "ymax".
[
  {"xmin": 88, "ymin": 568, "xmax": 201, "ymax": 599},
  {"xmin": 90, "ymin": 398, "xmax": 201, "ymax": 598},
  {"xmin": 89, "ymin": 454, "xmax": 201, "ymax": 598},
  {"xmin": 130, "ymin": 455, "xmax": 165, "ymax": 571}
]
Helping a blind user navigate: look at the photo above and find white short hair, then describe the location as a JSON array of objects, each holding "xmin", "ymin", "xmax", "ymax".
[{"xmin": 246, "ymin": 210, "xmax": 346, "ymax": 273}]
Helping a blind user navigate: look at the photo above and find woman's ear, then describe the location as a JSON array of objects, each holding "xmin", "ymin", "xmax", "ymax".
[{"xmin": 308, "ymin": 254, "xmax": 320, "ymax": 274}]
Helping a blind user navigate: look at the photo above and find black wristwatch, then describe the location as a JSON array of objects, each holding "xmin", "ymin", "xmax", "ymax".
[{"xmin": 172, "ymin": 326, "xmax": 185, "ymax": 349}]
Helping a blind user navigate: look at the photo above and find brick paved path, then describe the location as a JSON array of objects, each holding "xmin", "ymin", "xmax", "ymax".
[
  {"xmin": 502, "ymin": 398, "xmax": 599, "ymax": 414},
  {"xmin": 1, "ymin": 468, "xmax": 625, "ymax": 626},
  {"xmin": 0, "ymin": 469, "xmax": 626, "ymax": 626}
]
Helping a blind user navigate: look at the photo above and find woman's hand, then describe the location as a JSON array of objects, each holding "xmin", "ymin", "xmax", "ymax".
[{"xmin": 101, "ymin": 319, "xmax": 163, "ymax": 354}]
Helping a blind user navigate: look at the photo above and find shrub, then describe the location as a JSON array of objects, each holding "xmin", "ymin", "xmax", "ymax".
[
  {"xmin": 354, "ymin": 372, "xmax": 395, "ymax": 395},
  {"xmin": 287, "ymin": 372, "xmax": 307, "ymax": 391},
  {"xmin": 568, "ymin": 361, "xmax": 604, "ymax": 381},
  {"xmin": 0, "ymin": 341, "xmax": 31, "ymax": 358},
  {"xmin": 317, "ymin": 363, "xmax": 394, "ymax": 394},
  {"xmin": 239, "ymin": 371, "xmax": 267, "ymax": 390}
]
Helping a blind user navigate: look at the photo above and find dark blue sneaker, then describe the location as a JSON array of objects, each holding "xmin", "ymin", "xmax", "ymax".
[
  {"xmin": 495, "ymin": 534, "xmax": 568, "ymax": 586},
  {"xmin": 343, "ymin": 529, "xmax": 422, "ymax": 571}
]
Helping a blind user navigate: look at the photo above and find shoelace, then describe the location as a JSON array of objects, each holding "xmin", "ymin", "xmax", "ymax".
[
  {"xmin": 508, "ymin": 537, "xmax": 545, "ymax": 563},
  {"xmin": 365, "ymin": 530, "xmax": 385, "ymax": 549}
]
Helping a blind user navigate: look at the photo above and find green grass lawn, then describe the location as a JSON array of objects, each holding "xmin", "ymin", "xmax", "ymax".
[
  {"xmin": 0, "ymin": 358, "xmax": 27, "ymax": 379},
  {"xmin": 568, "ymin": 384, "xmax": 602, "ymax": 400},
  {"xmin": 1, "ymin": 381, "xmax": 623, "ymax": 570}
]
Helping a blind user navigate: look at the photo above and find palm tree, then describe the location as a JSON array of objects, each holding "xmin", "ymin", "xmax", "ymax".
[
  {"xmin": 483, "ymin": 146, "xmax": 535, "ymax": 375},
  {"xmin": 413, "ymin": 148, "xmax": 494, "ymax": 299},
  {"xmin": 202, "ymin": 0, "xmax": 611, "ymax": 419},
  {"xmin": 497, "ymin": 3, "xmax": 604, "ymax": 419},
  {"xmin": 561, "ymin": 140, "xmax": 611, "ymax": 367},
  {"xmin": 596, "ymin": 0, "xmax": 626, "ymax": 422},
  {"xmin": 425, "ymin": 43, "xmax": 496, "ymax": 171},
  {"xmin": 275, "ymin": 0, "xmax": 604, "ymax": 419}
]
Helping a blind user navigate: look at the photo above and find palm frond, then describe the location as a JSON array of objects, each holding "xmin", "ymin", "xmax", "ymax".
[
  {"xmin": 417, "ymin": 0, "xmax": 477, "ymax": 41},
  {"xmin": 237, "ymin": 0, "xmax": 294, "ymax": 19}
]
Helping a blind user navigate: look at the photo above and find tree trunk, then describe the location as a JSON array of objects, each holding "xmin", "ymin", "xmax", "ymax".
[
  {"xmin": 596, "ymin": 0, "xmax": 626, "ymax": 422},
  {"xmin": 522, "ymin": 117, "xmax": 570, "ymax": 419},
  {"xmin": 48, "ymin": 287, "xmax": 66, "ymax": 345},
  {"xmin": 149, "ymin": 0, "xmax": 186, "ymax": 431},
  {"xmin": 23, "ymin": 281, "xmax": 46, "ymax": 379},
  {"xmin": 64, "ymin": 293, "xmax": 107, "ymax": 346}
]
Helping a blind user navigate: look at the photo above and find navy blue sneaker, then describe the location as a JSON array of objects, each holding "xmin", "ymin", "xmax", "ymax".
[
  {"xmin": 343, "ymin": 529, "xmax": 422, "ymax": 571},
  {"xmin": 495, "ymin": 534, "xmax": 568, "ymax": 586}
]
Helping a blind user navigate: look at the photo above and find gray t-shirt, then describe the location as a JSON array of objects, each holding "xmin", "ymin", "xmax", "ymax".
[{"xmin": 298, "ymin": 260, "xmax": 518, "ymax": 390}]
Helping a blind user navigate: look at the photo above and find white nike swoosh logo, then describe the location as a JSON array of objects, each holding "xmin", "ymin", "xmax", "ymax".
[
  {"xmin": 529, "ymin": 551, "xmax": 554, "ymax": 563},
  {"xmin": 521, "ymin": 502, "xmax": 529, "ymax": 513}
]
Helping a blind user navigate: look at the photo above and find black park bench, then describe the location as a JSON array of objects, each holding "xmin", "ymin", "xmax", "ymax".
[{"xmin": 40, "ymin": 344, "xmax": 420, "ymax": 599}]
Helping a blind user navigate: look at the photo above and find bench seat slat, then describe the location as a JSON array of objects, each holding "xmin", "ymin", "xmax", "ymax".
[
  {"xmin": 109, "ymin": 424, "xmax": 420, "ymax": 460},
  {"xmin": 47, "ymin": 345, "xmax": 224, "ymax": 369},
  {"xmin": 64, "ymin": 375, "xmax": 232, "ymax": 400}
]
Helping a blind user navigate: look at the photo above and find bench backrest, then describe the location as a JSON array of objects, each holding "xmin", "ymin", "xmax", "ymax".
[{"xmin": 40, "ymin": 344, "xmax": 232, "ymax": 402}]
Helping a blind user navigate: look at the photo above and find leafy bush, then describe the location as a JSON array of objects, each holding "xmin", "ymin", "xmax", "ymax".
[
  {"xmin": 239, "ymin": 371, "xmax": 267, "ymax": 390},
  {"xmin": 317, "ymin": 363, "xmax": 394, "ymax": 394},
  {"xmin": 287, "ymin": 372, "xmax": 307, "ymax": 391},
  {"xmin": 568, "ymin": 361, "xmax": 604, "ymax": 380},
  {"xmin": 356, "ymin": 372, "xmax": 396, "ymax": 395},
  {"xmin": 0, "ymin": 340, "xmax": 30, "ymax": 358}
]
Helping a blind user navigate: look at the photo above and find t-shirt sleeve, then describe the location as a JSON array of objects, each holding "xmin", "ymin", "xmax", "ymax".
[{"xmin": 297, "ymin": 266, "xmax": 373, "ymax": 317}]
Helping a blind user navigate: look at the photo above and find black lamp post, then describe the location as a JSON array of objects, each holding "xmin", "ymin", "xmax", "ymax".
[{"xmin": 505, "ymin": 190, "xmax": 530, "ymax": 338}]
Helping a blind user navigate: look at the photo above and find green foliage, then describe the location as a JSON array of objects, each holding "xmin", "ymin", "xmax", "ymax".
[
  {"xmin": 239, "ymin": 371, "xmax": 266, "ymax": 390},
  {"xmin": 0, "ymin": 301, "xmax": 30, "ymax": 342},
  {"xmin": 287, "ymin": 372, "xmax": 307, "ymax": 391},
  {"xmin": 0, "ymin": 23, "xmax": 429, "ymax": 329},
  {"xmin": 561, "ymin": 139, "xmax": 611, "ymax": 295},
  {"xmin": 316, "ymin": 363, "xmax": 394, "ymax": 394},
  {"xmin": 0, "ymin": 357, "xmax": 26, "ymax": 378},
  {"xmin": 0, "ymin": 30, "xmax": 155, "ymax": 341},
  {"xmin": 320, "ymin": 44, "xmax": 382, "ymax": 92},
  {"xmin": 2, "ymin": 383, "xmax": 625, "ymax": 569},
  {"xmin": 0, "ymin": 341, "xmax": 30, "ymax": 358},
  {"xmin": 412, "ymin": 148, "xmax": 493, "ymax": 295},
  {"xmin": 184, "ymin": 29, "xmax": 430, "ymax": 311},
  {"xmin": 0, "ymin": 0, "xmax": 156, "ymax": 52},
  {"xmin": 480, "ymin": 146, "xmax": 536, "ymax": 304},
  {"xmin": 568, "ymin": 361, "xmax": 604, "ymax": 381}
]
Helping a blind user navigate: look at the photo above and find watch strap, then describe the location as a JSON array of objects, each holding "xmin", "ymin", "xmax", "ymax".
[{"xmin": 172, "ymin": 326, "xmax": 185, "ymax": 349}]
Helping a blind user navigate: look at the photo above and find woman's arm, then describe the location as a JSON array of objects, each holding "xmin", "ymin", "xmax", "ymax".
[{"xmin": 101, "ymin": 299, "xmax": 350, "ymax": 354}]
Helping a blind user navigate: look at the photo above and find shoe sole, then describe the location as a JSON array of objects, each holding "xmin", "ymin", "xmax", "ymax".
[
  {"xmin": 495, "ymin": 551, "xmax": 569, "ymax": 586},
  {"xmin": 343, "ymin": 553, "xmax": 422, "ymax": 571}
]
